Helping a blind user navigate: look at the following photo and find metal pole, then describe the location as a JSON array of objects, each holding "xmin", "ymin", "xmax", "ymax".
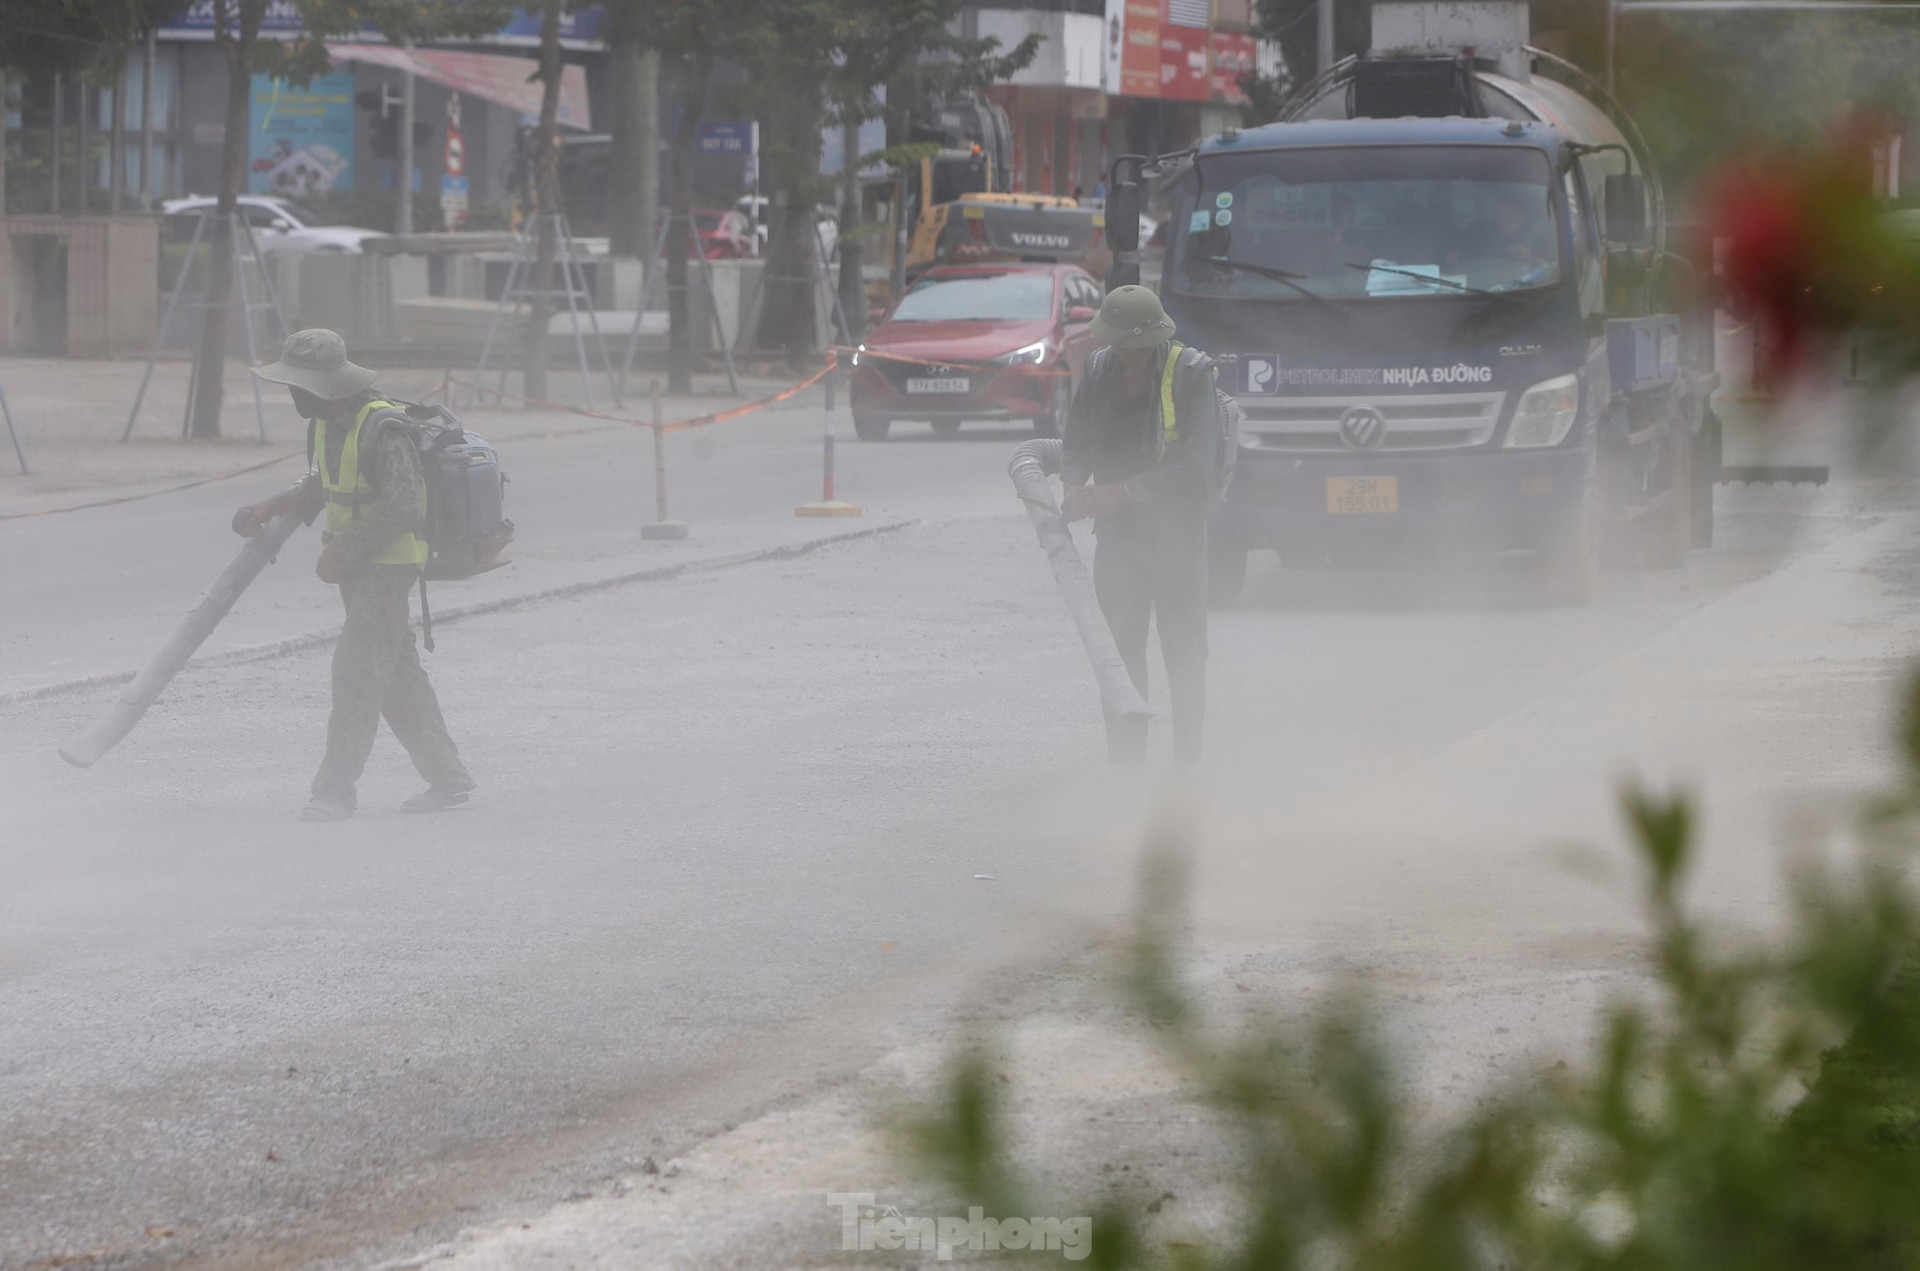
[
  {"xmin": 1317, "ymin": 0, "xmax": 1336, "ymax": 75},
  {"xmin": 553, "ymin": 216, "xmax": 598, "ymax": 411},
  {"xmin": 822, "ymin": 371, "xmax": 836, "ymax": 503},
  {"xmin": 0, "ymin": 376, "xmax": 29, "ymax": 475},
  {"xmin": 694, "ymin": 228, "xmax": 740, "ymax": 395},
  {"xmin": 110, "ymin": 61, "xmax": 126, "ymax": 213},
  {"xmin": 651, "ymin": 378, "xmax": 668, "ymax": 522},
  {"xmin": 795, "ymin": 365, "xmax": 859, "ymax": 516},
  {"xmin": 51, "ymin": 73, "xmax": 63, "ymax": 215},
  {"xmin": 640, "ymin": 376, "xmax": 688, "ymax": 539},
  {"xmin": 396, "ymin": 58, "xmax": 415, "ymax": 234},
  {"xmin": 562, "ymin": 214, "xmax": 623, "ymax": 408},
  {"xmin": 618, "ymin": 217, "xmax": 671, "ymax": 398},
  {"xmin": 76, "ymin": 74, "xmax": 89, "ymax": 216},
  {"xmin": 123, "ymin": 208, "xmax": 210, "ymax": 441},
  {"xmin": 140, "ymin": 29, "xmax": 156, "ymax": 208}
]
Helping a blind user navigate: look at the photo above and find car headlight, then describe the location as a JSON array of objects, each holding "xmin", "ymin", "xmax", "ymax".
[
  {"xmin": 993, "ymin": 340, "xmax": 1048, "ymax": 366},
  {"xmin": 1505, "ymin": 373, "xmax": 1580, "ymax": 448}
]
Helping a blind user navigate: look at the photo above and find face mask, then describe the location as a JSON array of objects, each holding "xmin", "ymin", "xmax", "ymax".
[{"xmin": 289, "ymin": 387, "xmax": 326, "ymax": 419}]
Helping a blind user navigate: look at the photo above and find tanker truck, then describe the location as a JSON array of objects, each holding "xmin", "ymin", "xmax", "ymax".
[{"xmin": 1104, "ymin": 1, "xmax": 1719, "ymax": 603}]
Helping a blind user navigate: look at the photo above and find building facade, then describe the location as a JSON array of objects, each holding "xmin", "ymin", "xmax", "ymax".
[{"xmin": 970, "ymin": 0, "xmax": 1280, "ymax": 199}]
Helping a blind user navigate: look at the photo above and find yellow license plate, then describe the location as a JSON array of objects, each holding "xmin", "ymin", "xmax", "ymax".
[{"xmin": 1326, "ymin": 476, "xmax": 1399, "ymax": 514}]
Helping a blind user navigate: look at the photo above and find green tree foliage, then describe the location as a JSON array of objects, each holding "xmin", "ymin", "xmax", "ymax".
[
  {"xmin": 724, "ymin": 0, "xmax": 1038, "ymax": 363},
  {"xmin": 912, "ymin": 669, "xmax": 1920, "ymax": 1269},
  {"xmin": 1243, "ymin": 0, "xmax": 1369, "ymax": 122},
  {"xmin": 1616, "ymin": 9, "xmax": 1920, "ymax": 199},
  {"xmin": 0, "ymin": 1, "xmax": 180, "ymax": 214},
  {"xmin": 183, "ymin": 0, "xmax": 510, "ymax": 438},
  {"xmin": 602, "ymin": 0, "xmax": 765, "ymax": 392}
]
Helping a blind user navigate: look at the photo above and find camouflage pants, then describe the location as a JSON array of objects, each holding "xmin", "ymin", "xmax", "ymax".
[
  {"xmin": 1093, "ymin": 527, "xmax": 1209, "ymax": 766},
  {"xmin": 311, "ymin": 564, "xmax": 472, "ymax": 804}
]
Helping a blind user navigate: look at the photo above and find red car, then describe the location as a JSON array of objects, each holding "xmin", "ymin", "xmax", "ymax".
[{"xmin": 849, "ymin": 264, "xmax": 1104, "ymax": 441}]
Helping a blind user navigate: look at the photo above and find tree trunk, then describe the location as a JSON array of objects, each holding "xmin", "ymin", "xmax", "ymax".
[
  {"xmin": 837, "ymin": 116, "xmax": 865, "ymax": 345},
  {"xmin": 607, "ymin": 35, "xmax": 643, "ymax": 258},
  {"xmin": 110, "ymin": 61, "xmax": 126, "ymax": 213},
  {"xmin": 637, "ymin": 50, "xmax": 659, "ymax": 273},
  {"xmin": 754, "ymin": 91, "xmax": 823, "ymax": 367},
  {"xmin": 0, "ymin": 70, "xmax": 9, "ymax": 216},
  {"xmin": 189, "ymin": 0, "xmax": 263, "ymax": 440},
  {"xmin": 666, "ymin": 54, "xmax": 712, "ymax": 396},
  {"xmin": 523, "ymin": 0, "xmax": 564, "ymax": 403}
]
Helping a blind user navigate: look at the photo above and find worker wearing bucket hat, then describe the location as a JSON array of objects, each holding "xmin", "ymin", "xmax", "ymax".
[
  {"xmin": 1061, "ymin": 286, "xmax": 1226, "ymax": 767},
  {"xmin": 236, "ymin": 329, "xmax": 474, "ymax": 821}
]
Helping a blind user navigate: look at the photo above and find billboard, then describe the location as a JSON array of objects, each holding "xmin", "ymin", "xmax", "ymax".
[
  {"xmin": 1160, "ymin": 24, "xmax": 1210, "ymax": 101},
  {"xmin": 1121, "ymin": 0, "xmax": 1162, "ymax": 97},
  {"xmin": 248, "ymin": 72, "xmax": 355, "ymax": 196}
]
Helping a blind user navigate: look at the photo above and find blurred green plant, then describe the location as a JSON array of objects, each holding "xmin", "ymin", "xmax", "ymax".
[{"xmin": 910, "ymin": 673, "xmax": 1920, "ymax": 1269}]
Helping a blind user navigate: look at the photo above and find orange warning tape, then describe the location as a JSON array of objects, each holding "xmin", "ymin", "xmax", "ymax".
[
  {"xmin": 447, "ymin": 354, "xmax": 837, "ymax": 436},
  {"xmin": 0, "ymin": 365, "xmax": 833, "ymax": 524}
]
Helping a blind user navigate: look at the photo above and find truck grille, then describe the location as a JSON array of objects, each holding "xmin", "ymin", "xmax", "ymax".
[{"xmin": 1237, "ymin": 391, "xmax": 1505, "ymax": 453}]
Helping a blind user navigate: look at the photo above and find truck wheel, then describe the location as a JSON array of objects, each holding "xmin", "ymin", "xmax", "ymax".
[
  {"xmin": 931, "ymin": 419, "xmax": 963, "ymax": 437},
  {"xmin": 853, "ymin": 416, "xmax": 890, "ymax": 442},
  {"xmin": 1539, "ymin": 490, "xmax": 1597, "ymax": 605},
  {"xmin": 1208, "ymin": 539, "xmax": 1249, "ymax": 606},
  {"xmin": 1692, "ymin": 408, "xmax": 1721, "ymax": 548},
  {"xmin": 1034, "ymin": 378, "xmax": 1070, "ymax": 438}
]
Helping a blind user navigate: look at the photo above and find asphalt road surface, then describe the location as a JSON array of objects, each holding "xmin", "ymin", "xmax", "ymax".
[{"xmin": 1, "ymin": 392, "xmax": 1906, "ymax": 1269}]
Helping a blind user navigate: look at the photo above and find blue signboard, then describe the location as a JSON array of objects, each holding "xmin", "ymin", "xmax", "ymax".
[
  {"xmin": 696, "ymin": 122, "xmax": 755, "ymax": 156},
  {"xmin": 249, "ymin": 72, "xmax": 355, "ymax": 196}
]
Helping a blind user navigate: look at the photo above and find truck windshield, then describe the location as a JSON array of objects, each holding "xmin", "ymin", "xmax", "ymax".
[{"xmin": 1171, "ymin": 146, "xmax": 1562, "ymax": 301}]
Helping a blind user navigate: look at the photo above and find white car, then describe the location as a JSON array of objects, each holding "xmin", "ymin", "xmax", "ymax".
[
  {"xmin": 732, "ymin": 196, "xmax": 839, "ymax": 261},
  {"xmin": 160, "ymin": 196, "xmax": 385, "ymax": 254}
]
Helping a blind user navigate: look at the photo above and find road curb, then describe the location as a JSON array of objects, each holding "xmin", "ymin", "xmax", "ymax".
[{"xmin": 0, "ymin": 519, "xmax": 918, "ymax": 709}]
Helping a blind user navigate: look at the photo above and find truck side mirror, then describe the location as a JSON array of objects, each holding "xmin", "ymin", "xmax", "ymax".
[
  {"xmin": 1604, "ymin": 174, "xmax": 1647, "ymax": 245},
  {"xmin": 1105, "ymin": 156, "xmax": 1145, "ymax": 254}
]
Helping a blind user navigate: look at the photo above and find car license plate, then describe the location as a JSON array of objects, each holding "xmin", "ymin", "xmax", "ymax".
[
  {"xmin": 1326, "ymin": 476, "xmax": 1398, "ymax": 513},
  {"xmin": 905, "ymin": 376, "xmax": 970, "ymax": 394}
]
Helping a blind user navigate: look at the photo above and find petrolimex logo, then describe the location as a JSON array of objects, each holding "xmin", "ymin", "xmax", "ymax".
[{"xmin": 1238, "ymin": 358, "xmax": 1493, "ymax": 395}]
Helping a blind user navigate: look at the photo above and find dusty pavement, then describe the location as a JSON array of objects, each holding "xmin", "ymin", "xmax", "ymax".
[
  {"xmin": 2, "ymin": 367, "xmax": 1912, "ymax": 1268},
  {"xmin": 0, "ymin": 357, "xmax": 979, "ymax": 699}
]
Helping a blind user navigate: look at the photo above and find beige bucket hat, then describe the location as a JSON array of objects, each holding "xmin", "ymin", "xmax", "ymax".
[
  {"xmin": 1088, "ymin": 285, "xmax": 1177, "ymax": 350},
  {"xmin": 250, "ymin": 328, "xmax": 377, "ymax": 399}
]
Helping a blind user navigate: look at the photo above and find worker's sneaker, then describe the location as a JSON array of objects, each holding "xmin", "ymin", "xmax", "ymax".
[
  {"xmin": 298, "ymin": 795, "xmax": 354, "ymax": 822},
  {"xmin": 401, "ymin": 785, "xmax": 472, "ymax": 814}
]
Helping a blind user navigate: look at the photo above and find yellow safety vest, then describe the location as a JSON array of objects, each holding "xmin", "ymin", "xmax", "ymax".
[
  {"xmin": 315, "ymin": 400, "xmax": 429, "ymax": 569},
  {"xmin": 1158, "ymin": 341, "xmax": 1186, "ymax": 446}
]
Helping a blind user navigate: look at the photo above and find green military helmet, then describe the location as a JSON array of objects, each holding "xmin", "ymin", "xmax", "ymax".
[
  {"xmin": 251, "ymin": 328, "xmax": 377, "ymax": 400},
  {"xmin": 1088, "ymin": 284, "xmax": 1177, "ymax": 350}
]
